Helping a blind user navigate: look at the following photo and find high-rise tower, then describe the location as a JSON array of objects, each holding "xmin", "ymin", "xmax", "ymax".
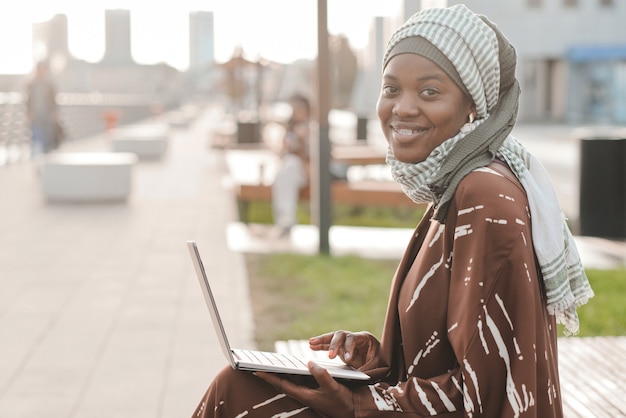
[
  {"xmin": 102, "ymin": 9, "xmax": 133, "ymax": 65},
  {"xmin": 189, "ymin": 11, "xmax": 215, "ymax": 71}
]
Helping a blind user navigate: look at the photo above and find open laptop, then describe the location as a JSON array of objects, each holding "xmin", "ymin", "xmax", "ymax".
[{"xmin": 187, "ymin": 240, "xmax": 370, "ymax": 381}]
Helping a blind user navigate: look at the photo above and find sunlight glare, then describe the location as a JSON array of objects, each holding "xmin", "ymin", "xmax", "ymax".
[{"xmin": 0, "ymin": 0, "xmax": 401, "ymax": 74}]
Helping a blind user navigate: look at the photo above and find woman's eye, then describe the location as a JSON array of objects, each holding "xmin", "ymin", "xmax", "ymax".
[
  {"xmin": 382, "ymin": 85, "xmax": 398, "ymax": 96},
  {"xmin": 421, "ymin": 88, "xmax": 438, "ymax": 97}
]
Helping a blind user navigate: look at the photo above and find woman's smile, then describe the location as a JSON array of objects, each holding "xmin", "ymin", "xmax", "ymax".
[{"xmin": 391, "ymin": 123, "xmax": 428, "ymax": 143}]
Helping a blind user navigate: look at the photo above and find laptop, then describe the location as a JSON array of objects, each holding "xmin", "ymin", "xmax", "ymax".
[{"xmin": 187, "ymin": 240, "xmax": 370, "ymax": 381}]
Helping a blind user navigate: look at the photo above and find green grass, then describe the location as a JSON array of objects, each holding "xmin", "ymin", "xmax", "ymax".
[
  {"xmin": 247, "ymin": 253, "xmax": 396, "ymax": 350},
  {"xmin": 571, "ymin": 269, "xmax": 626, "ymax": 335},
  {"xmin": 246, "ymin": 253, "xmax": 626, "ymax": 350},
  {"xmin": 242, "ymin": 201, "xmax": 425, "ymax": 229}
]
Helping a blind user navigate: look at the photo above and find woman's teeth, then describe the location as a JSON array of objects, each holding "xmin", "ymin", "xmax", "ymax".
[{"xmin": 396, "ymin": 128, "xmax": 414, "ymax": 135}]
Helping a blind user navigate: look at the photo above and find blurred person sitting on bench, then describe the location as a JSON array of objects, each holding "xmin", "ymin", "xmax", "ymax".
[{"xmin": 271, "ymin": 93, "xmax": 311, "ymax": 238}]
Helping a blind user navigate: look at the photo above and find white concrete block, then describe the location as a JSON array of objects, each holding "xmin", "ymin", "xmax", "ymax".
[
  {"xmin": 111, "ymin": 124, "xmax": 169, "ymax": 159},
  {"xmin": 42, "ymin": 152, "xmax": 137, "ymax": 202}
]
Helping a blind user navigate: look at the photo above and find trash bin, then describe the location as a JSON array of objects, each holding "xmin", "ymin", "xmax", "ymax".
[
  {"xmin": 356, "ymin": 116, "xmax": 368, "ymax": 141},
  {"xmin": 237, "ymin": 121, "xmax": 260, "ymax": 144},
  {"xmin": 577, "ymin": 127, "xmax": 626, "ymax": 238}
]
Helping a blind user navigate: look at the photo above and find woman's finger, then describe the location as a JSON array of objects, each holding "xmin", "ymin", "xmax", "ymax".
[
  {"xmin": 328, "ymin": 331, "xmax": 348, "ymax": 359},
  {"xmin": 343, "ymin": 334, "xmax": 357, "ymax": 362},
  {"xmin": 308, "ymin": 332, "xmax": 336, "ymax": 351}
]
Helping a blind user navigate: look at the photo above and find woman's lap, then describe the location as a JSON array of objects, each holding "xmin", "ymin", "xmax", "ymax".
[{"xmin": 192, "ymin": 366, "xmax": 321, "ymax": 418}]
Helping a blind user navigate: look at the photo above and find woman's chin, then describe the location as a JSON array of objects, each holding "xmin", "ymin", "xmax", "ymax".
[{"xmin": 390, "ymin": 150, "xmax": 425, "ymax": 164}]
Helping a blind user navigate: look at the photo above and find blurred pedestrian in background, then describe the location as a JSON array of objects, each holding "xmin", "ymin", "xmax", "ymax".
[{"xmin": 26, "ymin": 61, "xmax": 62, "ymax": 159}]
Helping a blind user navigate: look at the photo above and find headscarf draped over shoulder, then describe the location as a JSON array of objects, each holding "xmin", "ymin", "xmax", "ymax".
[{"xmin": 383, "ymin": 5, "xmax": 593, "ymax": 335}]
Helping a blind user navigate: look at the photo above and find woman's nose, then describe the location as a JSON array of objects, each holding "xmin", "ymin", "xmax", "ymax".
[{"xmin": 392, "ymin": 94, "xmax": 419, "ymax": 117}]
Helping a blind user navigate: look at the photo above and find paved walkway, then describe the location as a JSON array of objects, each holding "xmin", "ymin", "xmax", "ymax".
[
  {"xmin": 0, "ymin": 106, "xmax": 624, "ymax": 418},
  {"xmin": 228, "ymin": 223, "xmax": 626, "ymax": 269},
  {"xmin": 0, "ymin": 105, "xmax": 253, "ymax": 417}
]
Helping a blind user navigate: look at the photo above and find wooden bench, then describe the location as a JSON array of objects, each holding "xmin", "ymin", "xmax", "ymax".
[
  {"xmin": 331, "ymin": 144, "xmax": 387, "ymax": 166},
  {"xmin": 236, "ymin": 180, "xmax": 417, "ymax": 223},
  {"xmin": 275, "ymin": 336, "xmax": 626, "ymax": 416}
]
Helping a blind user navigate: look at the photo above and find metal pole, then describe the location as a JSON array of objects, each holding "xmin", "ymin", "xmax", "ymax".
[{"xmin": 315, "ymin": 0, "xmax": 332, "ymax": 254}]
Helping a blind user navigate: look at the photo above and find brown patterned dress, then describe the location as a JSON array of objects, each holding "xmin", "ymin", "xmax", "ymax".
[{"xmin": 191, "ymin": 162, "xmax": 563, "ymax": 417}]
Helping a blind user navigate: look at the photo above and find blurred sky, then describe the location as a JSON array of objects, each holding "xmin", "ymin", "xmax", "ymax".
[{"xmin": 0, "ymin": 0, "xmax": 402, "ymax": 74}]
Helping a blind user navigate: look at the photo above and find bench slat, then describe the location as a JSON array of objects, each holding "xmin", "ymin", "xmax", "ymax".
[
  {"xmin": 236, "ymin": 181, "xmax": 416, "ymax": 208},
  {"xmin": 236, "ymin": 181, "xmax": 419, "ymax": 223},
  {"xmin": 558, "ymin": 336, "xmax": 626, "ymax": 414}
]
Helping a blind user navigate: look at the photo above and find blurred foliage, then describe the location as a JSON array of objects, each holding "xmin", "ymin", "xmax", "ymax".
[{"xmin": 242, "ymin": 201, "xmax": 426, "ymax": 229}]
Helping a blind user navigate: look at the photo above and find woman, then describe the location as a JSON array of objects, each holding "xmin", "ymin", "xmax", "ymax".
[{"xmin": 191, "ymin": 5, "xmax": 593, "ymax": 417}]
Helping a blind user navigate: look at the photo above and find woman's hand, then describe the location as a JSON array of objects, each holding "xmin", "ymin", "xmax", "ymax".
[
  {"xmin": 256, "ymin": 362, "xmax": 354, "ymax": 417},
  {"xmin": 309, "ymin": 330, "xmax": 381, "ymax": 369}
]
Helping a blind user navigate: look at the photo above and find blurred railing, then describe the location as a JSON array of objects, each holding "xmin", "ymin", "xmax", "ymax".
[
  {"xmin": 0, "ymin": 92, "xmax": 29, "ymax": 165},
  {"xmin": 0, "ymin": 92, "xmax": 180, "ymax": 165}
]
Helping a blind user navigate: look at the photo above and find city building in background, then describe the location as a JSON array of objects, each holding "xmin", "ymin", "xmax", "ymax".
[
  {"xmin": 102, "ymin": 10, "xmax": 133, "ymax": 66},
  {"xmin": 189, "ymin": 11, "xmax": 215, "ymax": 73},
  {"xmin": 1, "ymin": 0, "xmax": 625, "ymax": 143},
  {"xmin": 0, "ymin": 9, "xmax": 198, "ymax": 143},
  {"xmin": 442, "ymin": 0, "xmax": 625, "ymax": 124},
  {"xmin": 353, "ymin": 0, "xmax": 625, "ymax": 124},
  {"xmin": 187, "ymin": 11, "xmax": 218, "ymax": 100}
]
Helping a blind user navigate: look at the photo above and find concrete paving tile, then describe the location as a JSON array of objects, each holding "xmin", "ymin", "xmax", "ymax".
[{"xmin": 0, "ymin": 105, "xmax": 253, "ymax": 417}]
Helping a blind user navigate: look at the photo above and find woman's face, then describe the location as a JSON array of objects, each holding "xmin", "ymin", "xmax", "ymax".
[{"xmin": 377, "ymin": 53, "xmax": 474, "ymax": 164}]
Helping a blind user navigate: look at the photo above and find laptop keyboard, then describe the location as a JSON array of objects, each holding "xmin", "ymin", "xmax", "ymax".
[{"xmin": 236, "ymin": 349, "xmax": 309, "ymax": 369}]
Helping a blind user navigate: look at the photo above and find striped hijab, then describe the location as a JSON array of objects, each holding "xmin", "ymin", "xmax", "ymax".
[{"xmin": 384, "ymin": 5, "xmax": 593, "ymax": 334}]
